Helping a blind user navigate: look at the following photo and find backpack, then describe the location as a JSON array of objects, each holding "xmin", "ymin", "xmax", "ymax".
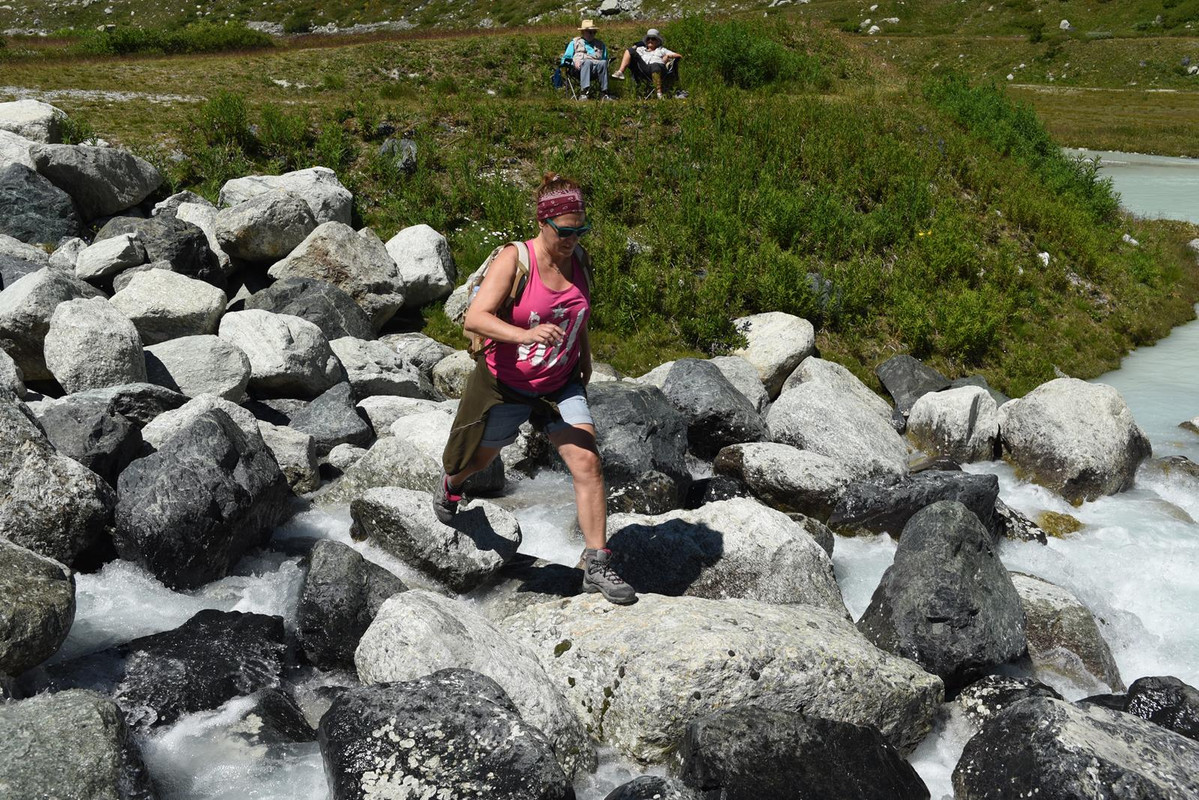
[{"xmin": 458, "ymin": 241, "xmax": 593, "ymax": 355}]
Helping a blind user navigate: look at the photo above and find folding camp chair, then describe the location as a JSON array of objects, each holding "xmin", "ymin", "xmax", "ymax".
[{"xmin": 552, "ymin": 57, "xmax": 616, "ymax": 100}]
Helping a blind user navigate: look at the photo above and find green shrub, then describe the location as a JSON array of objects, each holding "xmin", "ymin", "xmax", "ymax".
[
  {"xmin": 282, "ymin": 11, "xmax": 313, "ymax": 34},
  {"xmin": 56, "ymin": 112, "xmax": 96, "ymax": 144},
  {"xmin": 668, "ymin": 16, "xmax": 829, "ymax": 91},
  {"xmin": 71, "ymin": 23, "xmax": 273, "ymax": 57}
]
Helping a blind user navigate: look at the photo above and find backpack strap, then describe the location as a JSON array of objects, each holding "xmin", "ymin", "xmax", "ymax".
[
  {"xmin": 573, "ymin": 244, "xmax": 593, "ymax": 296},
  {"xmin": 468, "ymin": 241, "xmax": 532, "ymax": 356}
]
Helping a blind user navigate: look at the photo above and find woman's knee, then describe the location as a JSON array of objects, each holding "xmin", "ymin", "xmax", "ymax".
[{"xmin": 569, "ymin": 446, "xmax": 604, "ymax": 483}]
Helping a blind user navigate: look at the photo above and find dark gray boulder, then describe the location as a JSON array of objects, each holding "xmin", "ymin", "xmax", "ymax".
[
  {"xmin": 318, "ymin": 668, "xmax": 574, "ymax": 800},
  {"xmin": 857, "ymin": 501, "xmax": 1027, "ymax": 694},
  {"xmin": 952, "ymin": 696, "xmax": 1199, "ymax": 799},
  {"xmin": 0, "ymin": 689, "xmax": 155, "ymax": 800},
  {"xmin": 114, "ymin": 409, "xmax": 290, "ymax": 589},
  {"xmin": 658, "ymin": 358, "xmax": 767, "ymax": 458},
  {"xmin": 1124, "ymin": 676, "xmax": 1199, "ymax": 742},
  {"xmin": 876, "ymin": 354, "xmax": 950, "ymax": 415},
  {"xmin": 233, "ymin": 687, "xmax": 315, "ymax": 745},
  {"xmin": 95, "ymin": 215, "xmax": 221, "ymax": 287},
  {"xmin": 288, "ymin": 382, "xmax": 375, "ymax": 457},
  {"xmin": 604, "ymin": 777, "xmax": 697, "ymax": 800},
  {"xmin": 0, "ymin": 253, "xmax": 42, "ymax": 290},
  {"xmin": 37, "ymin": 395, "xmax": 142, "ymax": 486},
  {"xmin": 828, "ymin": 470, "xmax": 1001, "ymax": 539},
  {"xmin": 30, "ymin": 143, "xmax": 162, "ymax": 220},
  {"xmin": 588, "ymin": 381, "xmax": 690, "ymax": 510},
  {"xmin": 606, "ymin": 468, "xmax": 681, "ymax": 515},
  {"xmin": 678, "ymin": 707, "xmax": 929, "ymax": 800},
  {"xmin": 66, "ymin": 382, "xmax": 189, "ymax": 427},
  {"xmin": 955, "ymin": 675, "xmax": 1063, "ymax": 728},
  {"xmin": 0, "ymin": 163, "xmax": 82, "ymax": 244},
  {"xmin": 245, "ymin": 276, "xmax": 375, "ymax": 341},
  {"xmin": 297, "ymin": 539, "xmax": 406, "ymax": 670},
  {"xmin": 0, "ymin": 538, "xmax": 75, "ymax": 676}
]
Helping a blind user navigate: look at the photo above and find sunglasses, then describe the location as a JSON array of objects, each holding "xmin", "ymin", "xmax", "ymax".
[{"xmin": 545, "ymin": 218, "xmax": 592, "ymax": 238}]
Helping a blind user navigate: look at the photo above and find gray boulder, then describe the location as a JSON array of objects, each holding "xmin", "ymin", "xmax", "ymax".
[
  {"xmin": 110, "ymin": 269, "xmax": 227, "ymax": 344},
  {"xmin": 0, "ymin": 348, "xmax": 24, "ymax": 398},
  {"xmin": 298, "ymin": 538, "xmax": 405, "ymax": 669},
  {"xmin": 1124, "ymin": 676, "xmax": 1199, "ymax": 742},
  {"xmin": 219, "ymin": 166, "xmax": 352, "ymax": 225},
  {"xmin": 0, "ymin": 130, "xmax": 36, "ymax": 169},
  {"xmin": 857, "ymin": 501, "xmax": 1026, "ymax": 693},
  {"xmin": 1012, "ymin": 572, "xmax": 1124, "ymax": 692},
  {"xmin": 379, "ymin": 331, "xmax": 455, "ymax": 379},
  {"xmin": 268, "ymin": 222, "xmax": 404, "ymax": 330},
  {"xmin": 59, "ymin": 381, "xmax": 188, "ymax": 427},
  {"xmin": 325, "ymin": 443, "xmax": 367, "ymax": 474},
  {"xmin": 0, "ymin": 99, "xmax": 63, "ymax": 142},
  {"xmin": 357, "ymin": 395, "xmax": 448, "ymax": 434},
  {"xmin": 0, "ymin": 233, "xmax": 49, "ymax": 268},
  {"xmin": 999, "ymin": 378, "xmax": 1152, "ymax": 503},
  {"xmin": 0, "ymin": 163, "xmax": 82, "ymax": 244},
  {"xmin": 0, "ymin": 538, "xmax": 74, "ymax": 676},
  {"xmin": 174, "ymin": 201, "xmax": 234, "ymax": 277},
  {"xmin": 329, "ymin": 336, "xmax": 432, "ymax": 399},
  {"xmin": 0, "ymin": 264, "xmax": 98, "ymax": 381},
  {"xmin": 350, "ymin": 487, "xmax": 520, "ymax": 592},
  {"xmin": 95, "ymin": 215, "xmax": 222, "ymax": 287},
  {"xmin": 214, "ymin": 189, "xmax": 318, "ymax": 262},
  {"xmin": 36, "ymin": 395, "xmax": 142, "ymax": 486},
  {"xmin": 0, "ymin": 689, "xmax": 155, "ymax": 800},
  {"xmin": 114, "ymin": 409, "xmax": 290, "ymax": 589},
  {"xmin": 657, "ymin": 358, "xmax": 767, "ymax": 458},
  {"xmin": 318, "ymin": 669, "xmax": 573, "ymax": 800},
  {"xmin": 713, "ymin": 441, "xmax": 852, "ymax": 518},
  {"xmin": 30, "ymin": 143, "xmax": 162, "ymax": 220},
  {"xmin": 152, "ymin": 190, "xmax": 211, "ymax": 217},
  {"xmin": 908, "ymin": 385, "xmax": 999, "ymax": 463},
  {"xmin": 781, "ymin": 356, "xmax": 893, "ymax": 424},
  {"xmin": 138, "ymin": 393, "xmax": 261, "ymax": 452},
  {"xmin": 953, "ymin": 696, "xmax": 1199, "ymax": 800},
  {"xmin": 245, "ymin": 276, "xmax": 374, "ymax": 341},
  {"xmin": 74, "ymin": 232, "xmax": 147, "ymax": 281},
  {"xmin": 708, "ymin": 355, "xmax": 769, "ymax": 413},
  {"xmin": 0, "ymin": 256, "xmax": 41, "ymax": 294},
  {"xmin": 49, "ymin": 236, "xmax": 88, "ymax": 272},
  {"xmin": 606, "ymin": 497, "xmax": 846, "ymax": 612},
  {"xmin": 258, "ymin": 421, "xmax": 319, "ymax": 493},
  {"xmin": 384, "ymin": 223, "xmax": 456, "ymax": 308},
  {"xmin": 356, "ymin": 590, "xmax": 594, "ymax": 777},
  {"xmin": 876, "ymin": 355, "xmax": 950, "ymax": 415},
  {"xmin": 828, "ymin": 470, "xmax": 1001, "ymax": 539},
  {"xmin": 44, "ymin": 297, "xmax": 146, "ymax": 392},
  {"xmin": 431, "ymin": 348, "xmax": 475, "ymax": 398},
  {"xmin": 289, "ymin": 381, "xmax": 374, "ymax": 456},
  {"xmin": 730, "ymin": 311, "xmax": 816, "ymax": 398},
  {"xmin": 218, "ymin": 309, "xmax": 345, "ymax": 399},
  {"xmin": 144, "ymin": 335, "xmax": 251, "ymax": 402},
  {"xmin": 767, "ymin": 378, "xmax": 909, "ymax": 480},
  {"xmin": 504, "ymin": 594, "xmax": 943, "ymax": 762},
  {"xmin": 589, "ymin": 381, "xmax": 691, "ymax": 508}
]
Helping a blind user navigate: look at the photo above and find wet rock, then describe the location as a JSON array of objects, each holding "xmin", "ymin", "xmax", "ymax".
[
  {"xmin": 1124, "ymin": 676, "xmax": 1199, "ymax": 741},
  {"xmin": 857, "ymin": 501, "xmax": 1026, "ymax": 694},
  {"xmin": 679, "ymin": 707, "xmax": 929, "ymax": 800},
  {"xmin": 144, "ymin": 334, "xmax": 251, "ymax": 402},
  {"xmin": 656, "ymin": 359, "xmax": 767, "ymax": 458},
  {"xmin": 110, "ymin": 270, "xmax": 227, "ymax": 345},
  {"xmin": 350, "ymin": 487, "xmax": 520, "ymax": 592},
  {"xmin": 875, "ymin": 354, "xmax": 950, "ymax": 415},
  {"xmin": 233, "ymin": 687, "xmax": 315, "ymax": 745},
  {"xmin": 0, "ymin": 689, "xmax": 155, "ymax": 800},
  {"xmin": 713, "ymin": 441, "xmax": 852, "ymax": 518},
  {"xmin": 606, "ymin": 497, "xmax": 845, "ymax": 612},
  {"xmin": 37, "ymin": 394, "xmax": 141, "ymax": 485},
  {"xmin": 828, "ymin": 470, "xmax": 1000, "ymax": 539},
  {"xmin": 289, "ymin": 382, "xmax": 374, "ymax": 456},
  {"xmin": 955, "ymin": 675, "xmax": 1062, "ymax": 729},
  {"xmin": 268, "ymin": 222, "xmax": 405, "ymax": 331},
  {"xmin": 219, "ymin": 166, "xmax": 352, "ymax": 225},
  {"xmin": 298, "ymin": 538, "xmax": 405, "ymax": 670},
  {"xmin": 908, "ymin": 385, "xmax": 999, "ymax": 463},
  {"xmin": 384, "ymin": 223, "xmax": 457, "ymax": 308},
  {"xmin": 505, "ymin": 594, "xmax": 943, "ymax": 762},
  {"xmin": 0, "ymin": 538, "xmax": 74, "ymax": 676},
  {"xmin": 604, "ymin": 777, "xmax": 697, "ymax": 800},
  {"xmin": 952, "ymin": 696, "xmax": 1199, "ymax": 799},
  {"xmin": 214, "ymin": 189, "xmax": 318, "ymax": 262},
  {"xmin": 1012, "ymin": 571, "xmax": 1124, "ymax": 692},
  {"xmin": 318, "ymin": 669, "xmax": 573, "ymax": 800},
  {"xmin": 589, "ymin": 381, "xmax": 690, "ymax": 508},
  {"xmin": 245, "ymin": 277, "xmax": 375, "ymax": 341},
  {"xmin": 31, "ymin": 143, "xmax": 161, "ymax": 220},
  {"xmin": 998, "ymin": 378, "xmax": 1151, "ymax": 503},
  {"xmin": 356, "ymin": 590, "xmax": 594, "ymax": 777},
  {"xmin": 329, "ymin": 336, "xmax": 432, "ymax": 399},
  {"xmin": 0, "ymin": 267, "xmax": 100, "ymax": 381},
  {"xmin": 218, "ymin": 309, "xmax": 345, "ymax": 399},
  {"xmin": 114, "ymin": 409, "xmax": 290, "ymax": 589},
  {"xmin": 730, "ymin": 311, "xmax": 816, "ymax": 398},
  {"xmin": 994, "ymin": 498, "xmax": 1049, "ymax": 543}
]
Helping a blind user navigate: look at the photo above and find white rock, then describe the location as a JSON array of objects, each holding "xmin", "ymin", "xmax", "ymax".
[
  {"xmin": 0, "ymin": 130, "xmax": 36, "ymax": 169},
  {"xmin": 259, "ymin": 421, "xmax": 319, "ymax": 493},
  {"xmin": 631, "ymin": 360, "xmax": 673, "ymax": 388},
  {"xmin": 43, "ymin": 297, "xmax": 145, "ymax": 392},
  {"xmin": 1059, "ymin": 19, "xmax": 1071, "ymax": 30},
  {"xmin": 0, "ymin": 269, "xmax": 98, "ymax": 381},
  {"xmin": 214, "ymin": 190, "xmax": 318, "ymax": 263},
  {"xmin": 431, "ymin": 349, "xmax": 476, "ymax": 398},
  {"xmin": 908, "ymin": 385, "xmax": 999, "ymax": 463},
  {"xmin": 731, "ymin": 312, "xmax": 816, "ymax": 398},
  {"xmin": 109, "ymin": 270, "xmax": 227, "ymax": 345},
  {"xmin": 1038, "ymin": 251, "xmax": 1050, "ymax": 266},
  {"xmin": 329, "ymin": 336, "xmax": 430, "ymax": 399},
  {"xmin": 868, "ymin": 25, "xmax": 881, "ymax": 34},
  {"xmin": 0, "ymin": 100, "xmax": 63, "ymax": 143},
  {"xmin": 74, "ymin": 233, "xmax": 146, "ymax": 281},
  {"xmin": 48, "ymin": 237, "xmax": 86, "ymax": 272},
  {"xmin": 218, "ymin": 167, "xmax": 352, "ymax": 225},
  {"xmin": 143, "ymin": 335, "xmax": 251, "ymax": 402},
  {"xmin": 714, "ymin": 441, "xmax": 853, "ymax": 517},
  {"xmin": 384, "ymin": 223, "xmax": 457, "ymax": 308},
  {"xmin": 357, "ymin": 395, "xmax": 450, "ymax": 435},
  {"xmin": 708, "ymin": 355, "xmax": 769, "ymax": 413},
  {"xmin": 388, "ymin": 408, "xmax": 457, "ymax": 461},
  {"xmin": 780, "ymin": 356, "xmax": 892, "ymax": 423},
  {"xmin": 356, "ymin": 589, "xmax": 594, "ymax": 777},
  {"xmin": 217, "ymin": 310, "xmax": 344, "ymax": 398},
  {"xmin": 140, "ymin": 393, "xmax": 261, "ymax": 451},
  {"xmin": 1122, "ymin": 233, "xmax": 1139, "ymax": 246}
]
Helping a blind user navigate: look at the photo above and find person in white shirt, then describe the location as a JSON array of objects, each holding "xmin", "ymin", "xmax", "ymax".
[{"xmin": 611, "ymin": 28, "xmax": 686, "ymax": 99}]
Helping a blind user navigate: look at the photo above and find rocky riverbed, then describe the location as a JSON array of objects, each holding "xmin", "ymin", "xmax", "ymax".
[{"xmin": 3, "ymin": 97, "xmax": 1199, "ymax": 799}]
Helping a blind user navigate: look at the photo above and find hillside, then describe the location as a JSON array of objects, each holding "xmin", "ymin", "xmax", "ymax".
[{"xmin": 2, "ymin": 13, "xmax": 1197, "ymax": 395}]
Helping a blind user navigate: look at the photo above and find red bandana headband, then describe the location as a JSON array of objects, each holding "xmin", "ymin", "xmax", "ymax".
[{"xmin": 537, "ymin": 188, "xmax": 585, "ymax": 220}]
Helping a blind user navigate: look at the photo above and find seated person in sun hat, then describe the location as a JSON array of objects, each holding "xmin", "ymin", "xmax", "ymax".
[
  {"xmin": 612, "ymin": 28, "xmax": 685, "ymax": 98},
  {"xmin": 562, "ymin": 19, "xmax": 613, "ymax": 99}
]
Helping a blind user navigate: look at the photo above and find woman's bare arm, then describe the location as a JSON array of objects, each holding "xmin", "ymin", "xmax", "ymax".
[{"xmin": 464, "ymin": 245, "xmax": 565, "ymax": 347}]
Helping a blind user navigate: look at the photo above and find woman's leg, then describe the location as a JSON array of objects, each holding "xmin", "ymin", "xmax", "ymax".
[
  {"xmin": 549, "ymin": 423, "xmax": 606, "ymax": 549},
  {"xmin": 448, "ymin": 444, "xmax": 501, "ymax": 490}
]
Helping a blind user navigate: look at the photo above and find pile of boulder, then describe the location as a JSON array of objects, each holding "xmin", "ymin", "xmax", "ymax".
[{"xmin": 3, "ymin": 100, "xmax": 1198, "ymax": 799}]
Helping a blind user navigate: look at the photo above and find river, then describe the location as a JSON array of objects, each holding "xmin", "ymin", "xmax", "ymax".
[{"xmin": 37, "ymin": 151, "xmax": 1199, "ymax": 799}]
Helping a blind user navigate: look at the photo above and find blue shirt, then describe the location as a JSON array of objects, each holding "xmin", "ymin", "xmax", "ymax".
[{"xmin": 563, "ymin": 36, "xmax": 607, "ymax": 63}]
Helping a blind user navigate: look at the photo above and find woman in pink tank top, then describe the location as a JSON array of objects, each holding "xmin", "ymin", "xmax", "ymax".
[{"xmin": 436, "ymin": 173, "xmax": 635, "ymax": 605}]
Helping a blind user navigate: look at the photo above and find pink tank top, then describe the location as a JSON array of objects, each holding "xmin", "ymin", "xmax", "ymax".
[{"xmin": 485, "ymin": 241, "xmax": 590, "ymax": 395}]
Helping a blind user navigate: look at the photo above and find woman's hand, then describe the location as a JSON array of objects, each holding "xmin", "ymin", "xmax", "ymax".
[{"xmin": 522, "ymin": 323, "xmax": 566, "ymax": 347}]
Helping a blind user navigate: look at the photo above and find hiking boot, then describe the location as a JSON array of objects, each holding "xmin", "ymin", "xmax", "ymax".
[
  {"xmin": 433, "ymin": 472, "xmax": 462, "ymax": 524},
  {"xmin": 581, "ymin": 548, "xmax": 637, "ymax": 605}
]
